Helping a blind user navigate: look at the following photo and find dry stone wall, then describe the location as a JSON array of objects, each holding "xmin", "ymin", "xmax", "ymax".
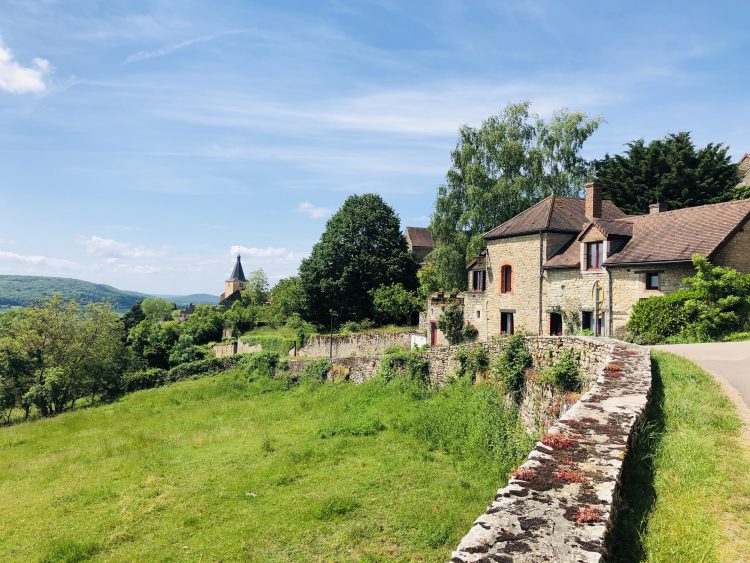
[
  {"xmin": 212, "ymin": 341, "xmax": 262, "ymax": 358},
  {"xmin": 451, "ymin": 338, "xmax": 652, "ymax": 562},
  {"xmin": 292, "ymin": 330, "xmax": 421, "ymax": 358}
]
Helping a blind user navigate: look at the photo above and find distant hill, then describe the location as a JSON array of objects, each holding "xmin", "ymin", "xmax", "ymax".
[{"xmin": 0, "ymin": 276, "xmax": 217, "ymax": 311}]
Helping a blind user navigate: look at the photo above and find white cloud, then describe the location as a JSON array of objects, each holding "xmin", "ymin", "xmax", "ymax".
[
  {"xmin": 0, "ymin": 36, "xmax": 51, "ymax": 94},
  {"xmin": 81, "ymin": 235, "xmax": 167, "ymax": 259},
  {"xmin": 229, "ymin": 245, "xmax": 306, "ymax": 261},
  {"xmin": 297, "ymin": 201, "xmax": 331, "ymax": 219},
  {"xmin": 0, "ymin": 250, "xmax": 75, "ymax": 269},
  {"xmin": 228, "ymin": 245, "xmax": 308, "ymax": 281},
  {"xmin": 124, "ymin": 29, "xmax": 245, "ymax": 64}
]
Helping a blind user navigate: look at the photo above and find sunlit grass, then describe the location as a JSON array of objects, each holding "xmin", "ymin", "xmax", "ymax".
[
  {"xmin": 0, "ymin": 367, "xmax": 532, "ymax": 562},
  {"xmin": 613, "ymin": 351, "xmax": 750, "ymax": 562}
]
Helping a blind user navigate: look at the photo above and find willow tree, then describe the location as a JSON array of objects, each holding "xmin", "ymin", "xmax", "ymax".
[{"xmin": 428, "ymin": 101, "xmax": 601, "ymax": 291}]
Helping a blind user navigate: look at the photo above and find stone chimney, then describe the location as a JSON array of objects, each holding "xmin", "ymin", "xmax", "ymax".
[
  {"xmin": 584, "ymin": 181, "xmax": 602, "ymax": 219},
  {"xmin": 649, "ymin": 202, "xmax": 665, "ymax": 214}
]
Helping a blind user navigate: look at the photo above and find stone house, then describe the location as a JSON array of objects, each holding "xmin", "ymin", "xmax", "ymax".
[
  {"xmin": 739, "ymin": 154, "xmax": 750, "ymax": 186},
  {"xmin": 404, "ymin": 226, "xmax": 434, "ymax": 263},
  {"xmin": 425, "ymin": 184, "xmax": 750, "ymax": 344}
]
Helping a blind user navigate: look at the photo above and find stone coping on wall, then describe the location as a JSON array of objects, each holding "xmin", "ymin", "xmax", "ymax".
[{"xmin": 451, "ymin": 338, "xmax": 651, "ymax": 562}]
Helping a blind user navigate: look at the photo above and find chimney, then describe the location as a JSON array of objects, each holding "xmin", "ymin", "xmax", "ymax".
[
  {"xmin": 584, "ymin": 181, "xmax": 602, "ymax": 219},
  {"xmin": 649, "ymin": 202, "xmax": 665, "ymax": 215}
]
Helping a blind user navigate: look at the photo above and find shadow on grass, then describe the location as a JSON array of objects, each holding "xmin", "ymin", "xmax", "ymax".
[{"xmin": 609, "ymin": 357, "xmax": 665, "ymax": 562}]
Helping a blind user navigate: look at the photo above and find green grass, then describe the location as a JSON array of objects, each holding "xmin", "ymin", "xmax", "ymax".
[
  {"xmin": 0, "ymin": 367, "xmax": 532, "ymax": 562},
  {"xmin": 612, "ymin": 351, "xmax": 750, "ymax": 562}
]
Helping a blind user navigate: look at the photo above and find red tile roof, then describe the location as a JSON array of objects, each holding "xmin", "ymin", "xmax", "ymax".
[
  {"xmin": 483, "ymin": 196, "xmax": 627, "ymax": 240},
  {"xmin": 543, "ymin": 198, "xmax": 750, "ymax": 268},
  {"xmin": 405, "ymin": 226, "xmax": 434, "ymax": 248}
]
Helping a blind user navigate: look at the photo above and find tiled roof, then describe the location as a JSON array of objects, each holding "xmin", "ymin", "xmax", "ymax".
[
  {"xmin": 578, "ymin": 218, "xmax": 633, "ymax": 240},
  {"xmin": 544, "ymin": 198, "xmax": 750, "ymax": 268},
  {"xmin": 405, "ymin": 226, "xmax": 434, "ymax": 248},
  {"xmin": 484, "ymin": 196, "xmax": 627, "ymax": 240},
  {"xmin": 228, "ymin": 255, "xmax": 247, "ymax": 282},
  {"xmin": 605, "ymin": 199, "xmax": 750, "ymax": 265}
]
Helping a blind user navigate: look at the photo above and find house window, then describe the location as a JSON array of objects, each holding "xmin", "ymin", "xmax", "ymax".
[
  {"xmin": 549, "ymin": 312, "xmax": 563, "ymax": 336},
  {"xmin": 645, "ymin": 272, "xmax": 661, "ymax": 290},
  {"xmin": 476, "ymin": 310, "xmax": 481, "ymax": 319},
  {"xmin": 582, "ymin": 311, "xmax": 593, "ymax": 332},
  {"xmin": 501, "ymin": 312, "xmax": 514, "ymax": 335},
  {"xmin": 586, "ymin": 241, "xmax": 604, "ymax": 270},
  {"xmin": 500, "ymin": 265, "xmax": 512, "ymax": 293},
  {"xmin": 471, "ymin": 270, "xmax": 486, "ymax": 291}
]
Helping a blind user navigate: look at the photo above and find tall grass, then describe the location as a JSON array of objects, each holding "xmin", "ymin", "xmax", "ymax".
[
  {"xmin": 611, "ymin": 351, "xmax": 750, "ymax": 562},
  {"xmin": 0, "ymin": 361, "xmax": 532, "ymax": 562}
]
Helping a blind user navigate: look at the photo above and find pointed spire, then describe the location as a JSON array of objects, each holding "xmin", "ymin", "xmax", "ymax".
[{"xmin": 228, "ymin": 255, "xmax": 247, "ymax": 282}]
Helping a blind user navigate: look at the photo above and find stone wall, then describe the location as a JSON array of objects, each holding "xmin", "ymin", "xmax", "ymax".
[
  {"xmin": 287, "ymin": 355, "xmax": 382, "ymax": 383},
  {"xmin": 292, "ymin": 330, "xmax": 422, "ymax": 358},
  {"xmin": 713, "ymin": 219, "xmax": 750, "ymax": 274},
  {"xmin": 451, "ymin": 338, "xmax": 652, "ymax": 562},
  {"xmin": 212, "ymin": 341, "xmax": 262, "ymax": 358}
]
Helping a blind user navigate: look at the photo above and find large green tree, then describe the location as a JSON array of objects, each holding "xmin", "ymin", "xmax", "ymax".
[
  {"xmin": 299, "ymin": 194, "xmax": 418, "ymax": 326},
  {"xmin": 594, "ymin": 132, "xmax": 737, "ymax": 215},
  {"xmin": 430, "ymin": 101, "xmax": 601, "ymax": 290}
]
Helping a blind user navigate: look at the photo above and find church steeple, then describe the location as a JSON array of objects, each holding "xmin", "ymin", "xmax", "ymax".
[
  {"xmin": 220, "ymin": 255, "xmax": 248, "ymax": 306},
  {"xmin": 228, "ymin": 255, "xmax": 247, "ymax": 282}
]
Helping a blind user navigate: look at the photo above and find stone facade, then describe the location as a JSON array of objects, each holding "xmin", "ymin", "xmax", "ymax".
[
  {"xmin": 212, "ymin": 340, "xmax": 262, "ymax": 358},
  {"xmin": 292, "ymin": 330, "xmax": 422, "ymax": 358},
  {"xmin": 713, "ymin": 220, "xmax": 750, "ymax": 273}
]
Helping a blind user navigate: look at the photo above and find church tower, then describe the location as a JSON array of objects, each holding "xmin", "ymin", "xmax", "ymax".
[{"xmin": 220, "ymin": 255, "xmax": 248, "ymax": 306}]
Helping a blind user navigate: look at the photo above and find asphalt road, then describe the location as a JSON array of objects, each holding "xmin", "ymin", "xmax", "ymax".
[{"xmin": 654, "ymin": 341, "xmax": 750, "ymax": 435}]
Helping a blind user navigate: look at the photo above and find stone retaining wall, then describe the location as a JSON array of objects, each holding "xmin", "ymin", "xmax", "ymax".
[
  {"xmin": 212, "ymin": 341, "xmax": 262, "ymax": 358},
  {"xmin": 287, "ymin": 355, "xmax": 382, "ymax": 383},
  {"xmin": 451, "ymin": 338, "xmax": 651, "ymax": 562},
  {"xmin": 292, "ymin": 330, "xmax": 421, "ymax": 358}
]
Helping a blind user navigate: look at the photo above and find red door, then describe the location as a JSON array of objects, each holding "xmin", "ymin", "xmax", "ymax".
[{"xmin": 429, "ymin": 322, "xmax": 438, "ymax": 347}]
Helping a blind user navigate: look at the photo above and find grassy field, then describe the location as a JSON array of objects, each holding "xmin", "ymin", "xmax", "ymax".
[
  {"xmin": 612, "ymin": 351, "xmax": 750, "ymax": 562},
  {"xmin": 0, "ymin": 366, "xmax": 532, "ymax": 562}
]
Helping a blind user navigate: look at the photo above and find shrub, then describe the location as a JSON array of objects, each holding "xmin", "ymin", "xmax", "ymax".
[
  {"xmin": 437, "ymin": 303, "xmax": 464, "ymax": 345},
  {"xmin": 461, "ymin": 323, "xmax": 479, "ymax": 342},
  {"xmin": 492, "ymin": 332, "xmax": 531, "ymax": 399},
  {"xmin": 378, "ymin": 347, "xmax": 429, "ymax": 384},
  {"xmin": 627, "ymin": 289, "xmax": 696, "ymax": 344},
  {"xmin": 123, "ymin": 368, "xmax": 167, "ymax": 392},
  {"xmin": 299, "ymin": 359, "xmax": 331, "ymax": 383},
  {"xmin": 165, "ymin": 356, "xmax": 242, "ymax": 383},
  {"xmin": 454, "ymin": 346, "xmax": 488, "ymax": 382},
  {"xmin": 242, "ymin": 351, "xmax": 281, "ymax": 378},
  {"xmin": 540, "ymin": 350, "xmax": 583, "ymax": 392}
]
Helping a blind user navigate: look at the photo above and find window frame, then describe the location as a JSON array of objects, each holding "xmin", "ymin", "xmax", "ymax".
[
  {"xmin": 500, "ymin": 265, "xmax": 512, "ymax": 294},
  {"xmin": 585, "ymin": 241, "xmax": 604, "ymax": 271},
  {"xmin": 645, "ymin": 271, "xmax": 661, "ymax": 291},
  {"xmin": 500, "ymin": 312, "xmax": 514, "ymax": 335},
  {"xmin": 471, "ymin": 269, "xmax": 486, "ymax": 292}
]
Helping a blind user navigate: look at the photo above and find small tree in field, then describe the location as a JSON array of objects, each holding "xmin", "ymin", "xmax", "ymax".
[{"xmin": 371, "ymin": 284, "xmax": 422, "ymax": 326}]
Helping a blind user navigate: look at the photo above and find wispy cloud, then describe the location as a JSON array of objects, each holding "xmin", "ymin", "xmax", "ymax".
[
  {"xmin": 0, "ymin": 35, "xmax": 51, "ymax": 94},
  {"xmin": 81, "ymin": 235, "xmax": 167, "ymax": 259},
  {"xmin": 0, "ymin": 250, "xmax": 75, "ymax": 269},
  {"xmin": 124, "ymin": 29, "xmax": 245, "ymax": 64},
  {"xmin": 297, "ymin": 201, "xmax": 331, "ymax": 219}
]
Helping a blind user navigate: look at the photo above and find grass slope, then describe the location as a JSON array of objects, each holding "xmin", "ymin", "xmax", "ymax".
[
  {"xmin": 612, "ymin": 351, "xmax": 750, "ymax": 562},
  {"xmin": 0, "ymin": 275, "xmax": 217, "ymax": 311},
  {"xmin": 0, "ymin": 368, "xmax": 532, "ymax": 562}
]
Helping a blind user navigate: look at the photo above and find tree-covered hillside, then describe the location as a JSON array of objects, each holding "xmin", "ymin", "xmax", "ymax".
[{"xmin": 0, "ymin": 276, "xmax": 216, "ymax": 311}]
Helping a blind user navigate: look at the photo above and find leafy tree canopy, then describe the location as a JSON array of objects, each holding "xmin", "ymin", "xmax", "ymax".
[
  {"xmin": 430, "ymin": 101, "xmax": 601, "ymax": 290},
  {"xmin": 594, "ymin": 132, "xmax": 737, "ymax": 215},
  {"xmin": 371, "ymin": 284, "xmax": 422, "ymax": 326},
  {"xmin": 269, "ymin": 276, "xmax": 305, "ymax": 323},
  {"xmin": 140, "ymin": 297, "xmax": 176, "ymax": 321},
  {"xmin": 243, "ymin": 269, "xmax": 269, "ymax": 306},
  {"xmin": 299, "ymin": 193, "xmax": 418, "ymax": 326}
]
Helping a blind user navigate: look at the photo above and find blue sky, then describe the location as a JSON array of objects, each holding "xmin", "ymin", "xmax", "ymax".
[{"xmin": 0, "ymin": 0, "xmax": 748, "ymax": 295}]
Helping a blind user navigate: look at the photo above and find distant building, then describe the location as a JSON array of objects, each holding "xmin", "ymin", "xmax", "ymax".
[
  {"xmin": 219, "ymin": 255, "xmax": 247, "ymax": 307},
  {"xmin": 404, "ymin": 226, "xmax": 434, "ymax": 263}
]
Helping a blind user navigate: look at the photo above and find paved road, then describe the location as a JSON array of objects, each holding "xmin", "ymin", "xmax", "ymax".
[{"xmin": 654, "ymin": 341, "xmax": 750, "ymax": 435}]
